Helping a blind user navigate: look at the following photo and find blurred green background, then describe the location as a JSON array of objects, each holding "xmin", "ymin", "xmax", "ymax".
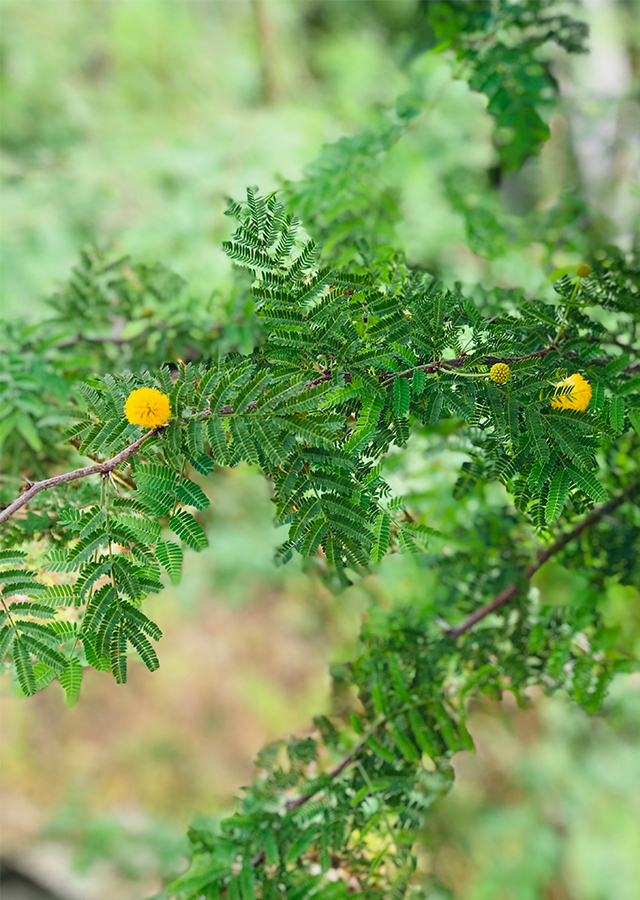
[{"xmin": 1, "ymin": 1, "xmax": 639, "ymax": 898}]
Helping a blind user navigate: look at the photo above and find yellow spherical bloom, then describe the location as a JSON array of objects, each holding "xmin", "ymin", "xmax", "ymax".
[
  {"xmin": 576, "ymin": 263, "xmax": 591, "ymax": 278},
  {"xmin": 124, "ymin": 387, "xmax": 171, "ymax": 428},
  {"xmin": 490, "ymin": 363, "xmax": 511, "ymax": 384},
  {"xmin": 551, "ymin": 373, "xmax": 592, "ymax": 412}
]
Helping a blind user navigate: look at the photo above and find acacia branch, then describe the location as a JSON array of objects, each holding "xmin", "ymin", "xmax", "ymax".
[
  {"xmin": 251, "ymin": 717, "xmax": 386, "ymax": 867},
  {"xmin": 251, "ymin": 484, "xmax": 637, "ymax": 869},
  {"xmin": 0, "ymin": 430, "xmax": 157, "ymax": 525},
  {"xmin": 285, "ymin": 723, "xmax": 383, "ymax": 813},
  {"xmin": 447, "ymin": 483, "xmax": 637, "ymax": 639}
]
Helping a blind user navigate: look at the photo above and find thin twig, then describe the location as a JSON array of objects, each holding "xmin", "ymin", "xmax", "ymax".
[
  {"xmin": 379, "ymin": 346, "xmax": 556, "ymax": 384},
  {"xmin": 2, "ymin": 340, "xmax": 635, "ymax": 524},
  {"xmin": 285, "ymin": 722, "xmax": 384, "ymax": 813},
  {"xmin": 0, "ymin": 430, "xmax": 157, "ymax": 525},
  {"xmin": 250, "ymin": 717, "xmax": 386, "ymax": 867},
  {"xmin": 447, "ymin": 484, "xmax": 637, "ymax": 639}
]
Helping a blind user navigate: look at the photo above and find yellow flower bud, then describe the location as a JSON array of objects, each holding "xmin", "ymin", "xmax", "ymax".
[
  {"xmin": 124, "ymin": 387, "xmax": 172, "ymax": 428},
  {"xmin": 551, "ymin": 373, "xmax": 592, "ymax": 412},
  {"xmin": 576, "ymin": 263, "xmax": 591, "ymax": 278},
  {"xmin": 490, "ymin": 363, "xmax": 511, "ymax": 384}
]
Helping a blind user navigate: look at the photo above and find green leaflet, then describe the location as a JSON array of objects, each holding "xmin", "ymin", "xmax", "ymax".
[
  {"xmin": 0, "ymin": 624, "xmax": 15, "ymax": 656},
  {"xmin": 567, "ymin": 467, "xmax": 608, "ymax": 504},
  {"xmin": 525, "ymin": 406, "xmax": 550, "ymax": 465},
  {"xmin": 591, "ymin": 381, "xmax": 605, "ymax": 412},
  {"xmin": 507, "ymin": 395, "xmax": 520, "ymax": 445},
  {"xmin": 81, "ymin": 585, "xmax": 117, "ymax": 634},
  {"xmin": 208, "ymin": 416, "xmax": 230, "ymax": 464},
  {"xmin": 285, "ymin": 826, "xmax": 321, "ymax": 864},
  {"xmin": 609, "ymin": 396, "xmax": 625, "ymax": 433},
  {"xmin": 175, "ymin": 479, "xmax": 210, "ymax": 511},
  {"xmin": 371, "ymin": 511, "xmax": 391, "ymax": 563},
  {"xmin": 69, "ymin": 532, "xmax": 108, "ymax": 565},
  {"xmin": 545, "ymin": 467, "xmax": 572, "ymax": 523},
  {"xmin": 121, "ymin": 603, "xmax": 163, "ymax": 641},
  {"xmin": 155, "ymin": 540, "xmax": 184, "ymax": 585},
  {"xmin": 432, "ymin": 702, "xmax": 463, "ymax": 752},
  {"xmin": 392, "ymin": 377, "xmax": 411, "ymax": 418},
  {"xmin": 115, "ymin": 514, "xmax": 162, "ymax": 544},
  {"xmin": 14, "ymin": 620, "xmax": 60, "ymax": 646},
  {"xmin": 2, "ymin": 580, "xmax": 44, "ymax": 599},
  {"xmin": 299, "ymin": 519, "xmax": 328, "ymax": 557},
  {"xmin": 445, "ymin": 388, "xmax": 475, "ymax": 423},
  {"xmin": 112, "ymin": 556, "xmax": 143, "ymax": 600},
  {"xmin": 252, "ymin": 418, "xmax": 288, "ymax": 466},
  {"xmin": 186, "ymin": 452, "xmax": 216, "ymax": 476},
  {"xmin": 127, "ymin": 626, "xmax": 159, "ymax": 672},
  {"xmin": 387, "ymin": 656, "xmax": 411, "ymax": 703},
  {"xmin": 110, "ymin": 622, "xmax": 128, "ymax": 684},
  {"xmin": 13, "ymin": 639, "xmax": 36, "ymax": 697},
  {"xmin": 82, "ymin": 634, "xmax": 110, "ymax": 672},
  {"xmin": 186, "ymin": 418, "xmax": 204, "ymax": 458},
  {"xmin": 397, "ymin": 528, "xmax": 418, "ymax": 556},
  {"xmin": 422, "ymin": 387, "xmax": 443, "ymax": 425},
  {"xmin": 42, "ymin": 585, "xmax": 77, "ymax": 606},
  {"xmin": 388, "ymin": 724, "xmax": 420, "ymax": 762},
  {"xmin": 366, "ymin": 735, "xmax": 396, "ymax": 763},
  {"xmin": 229, "ymin": 417, "xmax": 259, "ymax": 464},
  {"xmin": 344, "ymin": 395, "xmax": 384, "ymax": 452},
  {"xmin": 262, "ymin": 829, "xmax": 280, "ymax": 867},
  {"xmin": 486, "ymin": 381, "xmax": 507, "ymax": 437},
  {"xmin": 240, "ymin": 859, "xmax": 256, "ymax": 900},
  {"xmin": 33, "ymin": 662, "xmax": 58, "ymax": 691},
  {"xmin": 544, "ymin": 415, "xmax": 595, "ymax": 472},
  {"xmin": 169, "ymin": 511, "xmax": 209, "ymax": 551},
  {"xmin": 0, "ymin": 550, "xmax": 28, "ymax": 566},
  {"xmin": 408, "ymin": 709, "xmax": 439, "ymax": 759},
  {"xmin": 59, "ymin": 659, "xmax": 83, "ymax": 708},
  {"xmin": 411, "ymin": 368, "xmax": 426, "ymax": 396}
]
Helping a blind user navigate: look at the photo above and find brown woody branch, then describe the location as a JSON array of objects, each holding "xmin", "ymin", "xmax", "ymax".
[
  {"xmin": 447, "ymin": 483, "xmax": 637, "ymax": 639},
  {"xmin": 0, "ymin": 430, "xmax": 157, "ymax": 525},
  {"xmin": 250, "ymin": 485, "xmax": 637, "ymax": 869},
  {"xmin": 2, "ymin": 341, "xmax": 636, "ymax": 524}
]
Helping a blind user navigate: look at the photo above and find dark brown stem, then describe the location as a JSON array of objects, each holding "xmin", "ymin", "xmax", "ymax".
[
  {"xmin": 0, "ymin": 430, "xmax": 157, "ymax": 525},
  {"xmin": 285, "ymin": 727, "xmax": 380, "ymax": 812},
  {"xmin": 447, "ymin": 484, "xmax": 636, "ymax": 638}
]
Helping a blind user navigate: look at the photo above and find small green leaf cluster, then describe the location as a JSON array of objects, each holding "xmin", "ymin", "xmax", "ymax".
[{"xmin": 428, "ymin": 0, "xmax": 588, "ymax": 170}]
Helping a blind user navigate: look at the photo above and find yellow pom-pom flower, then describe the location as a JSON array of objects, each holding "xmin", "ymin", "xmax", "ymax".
[
  {"xmin": 576, "ymin": 263, "xmax": 591, "ymax": 278},
  {"xmin": 551, "ymin": 373, "xmax": 592, "ymax": 412},
  {"xmin": 124, "ymin": 387, "xmax": 171, "ymax": 428},
  {"xmin": 490, "ymin": 363, "xmax": 511, "ymax": 384}
]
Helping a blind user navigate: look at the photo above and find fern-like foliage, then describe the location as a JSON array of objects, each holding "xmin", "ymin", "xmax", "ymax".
[
  {"xmin": 2, "ymin": 187, "xmax": 639, "ymax": 699},
  {"xmin": 166, "ymin": 569, "xmax": 631, "ymax": 899}
]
